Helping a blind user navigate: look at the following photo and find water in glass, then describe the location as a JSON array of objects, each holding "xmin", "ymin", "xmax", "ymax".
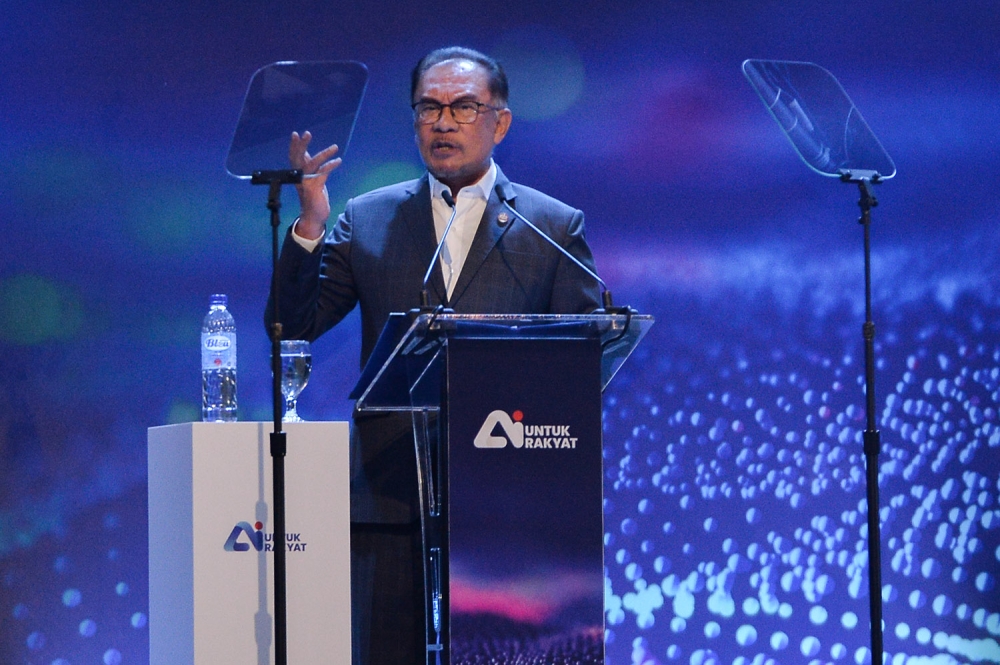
[{"xmin": 280, "ymin": 340, "xmax": 311, "ymax": 422}]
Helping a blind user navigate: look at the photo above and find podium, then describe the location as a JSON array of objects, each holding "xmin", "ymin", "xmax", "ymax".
[
  {"xmin": 147, "ymin": 421, "xmax": 351, "ymax": 664},
  {"xmin": 352, "ymin": 312, "xmax": 652, "ymax": 664}
]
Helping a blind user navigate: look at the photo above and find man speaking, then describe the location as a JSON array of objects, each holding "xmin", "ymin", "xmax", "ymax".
[{"xmin": 271, "ymin": 46, "xmax": 602, "ymax": 665}]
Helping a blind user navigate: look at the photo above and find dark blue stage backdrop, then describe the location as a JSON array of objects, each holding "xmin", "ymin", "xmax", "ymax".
[{"xmin": 2, "ymin": 2, "xmax": 998, "ymax": 664}]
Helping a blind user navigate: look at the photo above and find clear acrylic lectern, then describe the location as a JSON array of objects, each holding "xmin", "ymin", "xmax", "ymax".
[{"xmin": 352, "ymin": 311, "xmax": 653, "ymax": 664}]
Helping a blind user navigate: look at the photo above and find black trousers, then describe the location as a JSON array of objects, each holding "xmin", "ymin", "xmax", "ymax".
[{"xmin": 350, "ymin": 521, "xmax": 426, "ymax": 665}]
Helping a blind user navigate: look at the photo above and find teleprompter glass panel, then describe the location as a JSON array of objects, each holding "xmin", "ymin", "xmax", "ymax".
[
  {"xmin": 226, "ymin": 61, "xmax": 368, "ymax": 179},
  {"xmin": 743, "ymin": 59, "xmax": 895, "ymax": 180}
]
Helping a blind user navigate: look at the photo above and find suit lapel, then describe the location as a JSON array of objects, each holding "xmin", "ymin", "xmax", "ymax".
[
  {"xmin": 449, "ymin": 168, "xmax": 517, "ymax": 307},
  {"xmin": 401, "ymin": 175, "xmax": 448, "ymax": 306}
]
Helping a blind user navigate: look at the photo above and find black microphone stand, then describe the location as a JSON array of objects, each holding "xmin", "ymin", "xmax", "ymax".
[
  {"xmin": 419, "ymin": 190, "xmax": 458, "ymax": 310},
  {"xmin": 495, "ymin": 194, "xmax": 634, "ymax": 329},
  {"xmin": 252, "ymin": 167, "xmax": 303, "ymax": 665},
  {"xmin": 841, "ymin": 168, "xmax": 884, "ymax": 660}
]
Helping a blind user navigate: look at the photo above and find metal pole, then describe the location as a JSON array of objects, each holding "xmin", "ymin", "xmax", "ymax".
[
  {"xmin": 254, "ymin": 168, "xmax": 302, "ymax": 665},
  {"xmin": 856, "ymin": 177, "xmax": 884, "ymax": 662}
]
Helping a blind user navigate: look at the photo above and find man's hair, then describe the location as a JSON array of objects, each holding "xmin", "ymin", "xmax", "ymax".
[{"xmin": 410, "ymin": 46, "xmax": 509, "ymax": 106}]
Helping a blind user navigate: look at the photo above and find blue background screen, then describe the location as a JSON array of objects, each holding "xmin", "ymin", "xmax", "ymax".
[{"xmin": 1, "ymin": 2, "xmax": 998, "ymax": 663}]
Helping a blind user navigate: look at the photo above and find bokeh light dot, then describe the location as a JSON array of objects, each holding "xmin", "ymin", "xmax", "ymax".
[
  {"xmin": 0, "ymin": 275, "xmax": 84, "ymax": 344},
  {"xmin": 690, "ymin": 648, "xmax": 719, "ymax": 665},
  {"xmin": 26, "ymin": 631, "xmax": 45, "ymax": 651},
  {"xmin": 932, "ymin": 594, "xmax": 953, "ymax": 616},
  {"xmin": 492, "ymin": 26, "xmax": 585, "ymax": 121},
  {"xmin": 809, "ymin": 605, "xmax": 828, "ymax": 625},
  {"xmin": 79, "ymin": 619, "xmax": 97, "ymax": 637},
  {"xmin": 736, "ymin": 624, "xmax": 757, "ymax": 646},
  {"xmin": 62, "ymin": 588, "xmax": 82, "ymax": 608}
]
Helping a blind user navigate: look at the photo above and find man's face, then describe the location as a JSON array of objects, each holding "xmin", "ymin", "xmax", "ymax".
[{"xmin": 413, "ymin": 59, "xmax": 512, "ymax": 192}]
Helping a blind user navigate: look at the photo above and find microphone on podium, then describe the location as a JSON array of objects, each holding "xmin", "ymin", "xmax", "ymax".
[
  {"xmin": 420, "ymin": 189, "xmax": 458, "ymax": 308},
  {"xmin": 493, "ymin": 185, "xmax": 624, "ymax": 312}
]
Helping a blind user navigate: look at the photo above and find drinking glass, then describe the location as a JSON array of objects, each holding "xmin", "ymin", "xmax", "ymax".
[{"xmin": 280, "ymin": 340, "xmax": 312, "ymax": 422}]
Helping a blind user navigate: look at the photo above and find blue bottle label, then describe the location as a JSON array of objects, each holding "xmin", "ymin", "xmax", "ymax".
[{"xmin": 202, "ymin": 332, "xmax": 237, "ymax": 370}]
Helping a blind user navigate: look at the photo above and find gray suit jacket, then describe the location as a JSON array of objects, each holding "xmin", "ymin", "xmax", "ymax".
[{"xmin": 274, "ymin": 165, "xmax": 601, "ymax": 522}]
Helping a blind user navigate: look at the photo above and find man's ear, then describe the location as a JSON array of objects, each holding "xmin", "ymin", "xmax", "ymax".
[{"xmin": 493, "ymin": 108, "xmax": 512, "ymax": 145}]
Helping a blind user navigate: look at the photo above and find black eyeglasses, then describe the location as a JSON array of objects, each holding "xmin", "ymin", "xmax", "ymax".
[{"xmin": 411, "ymin": 100, "xmax": 503, "ymax": 125}]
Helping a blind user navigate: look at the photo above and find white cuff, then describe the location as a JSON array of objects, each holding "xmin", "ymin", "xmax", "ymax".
[{"xmin": 291, "ymin": 218, "xmax": 324, "ymax": 252}]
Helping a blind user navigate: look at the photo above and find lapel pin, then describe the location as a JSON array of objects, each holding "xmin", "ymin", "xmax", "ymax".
[{"xmin": 497, "ymin": 212, "xmax": 509, "ymax": 226}]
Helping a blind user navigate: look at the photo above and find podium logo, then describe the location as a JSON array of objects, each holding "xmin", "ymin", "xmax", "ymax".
[
  {"xmin": 223, "ymin": 521, "xmax": 310, "ymax": 552},
  {"xmin": 224, "ymin": 521, "xmax": 263, "ymax": 551},
  {"xmin": 474, "ymin": 410, "xmax": 579, "ymax": 450},
  {"xmin": 474, "ymin": 410, "xmax": 525, "ymax": 448}
]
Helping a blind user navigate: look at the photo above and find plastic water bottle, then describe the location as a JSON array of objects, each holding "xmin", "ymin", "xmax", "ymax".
[{"xmin": 201, "ymin": 294, "xmax": 237, "ymax": 422}]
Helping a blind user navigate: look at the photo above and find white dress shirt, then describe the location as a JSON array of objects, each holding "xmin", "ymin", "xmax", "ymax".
[{"xmin": 428, "ymin": 161, "xmax": 496, "ymax": 298}]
